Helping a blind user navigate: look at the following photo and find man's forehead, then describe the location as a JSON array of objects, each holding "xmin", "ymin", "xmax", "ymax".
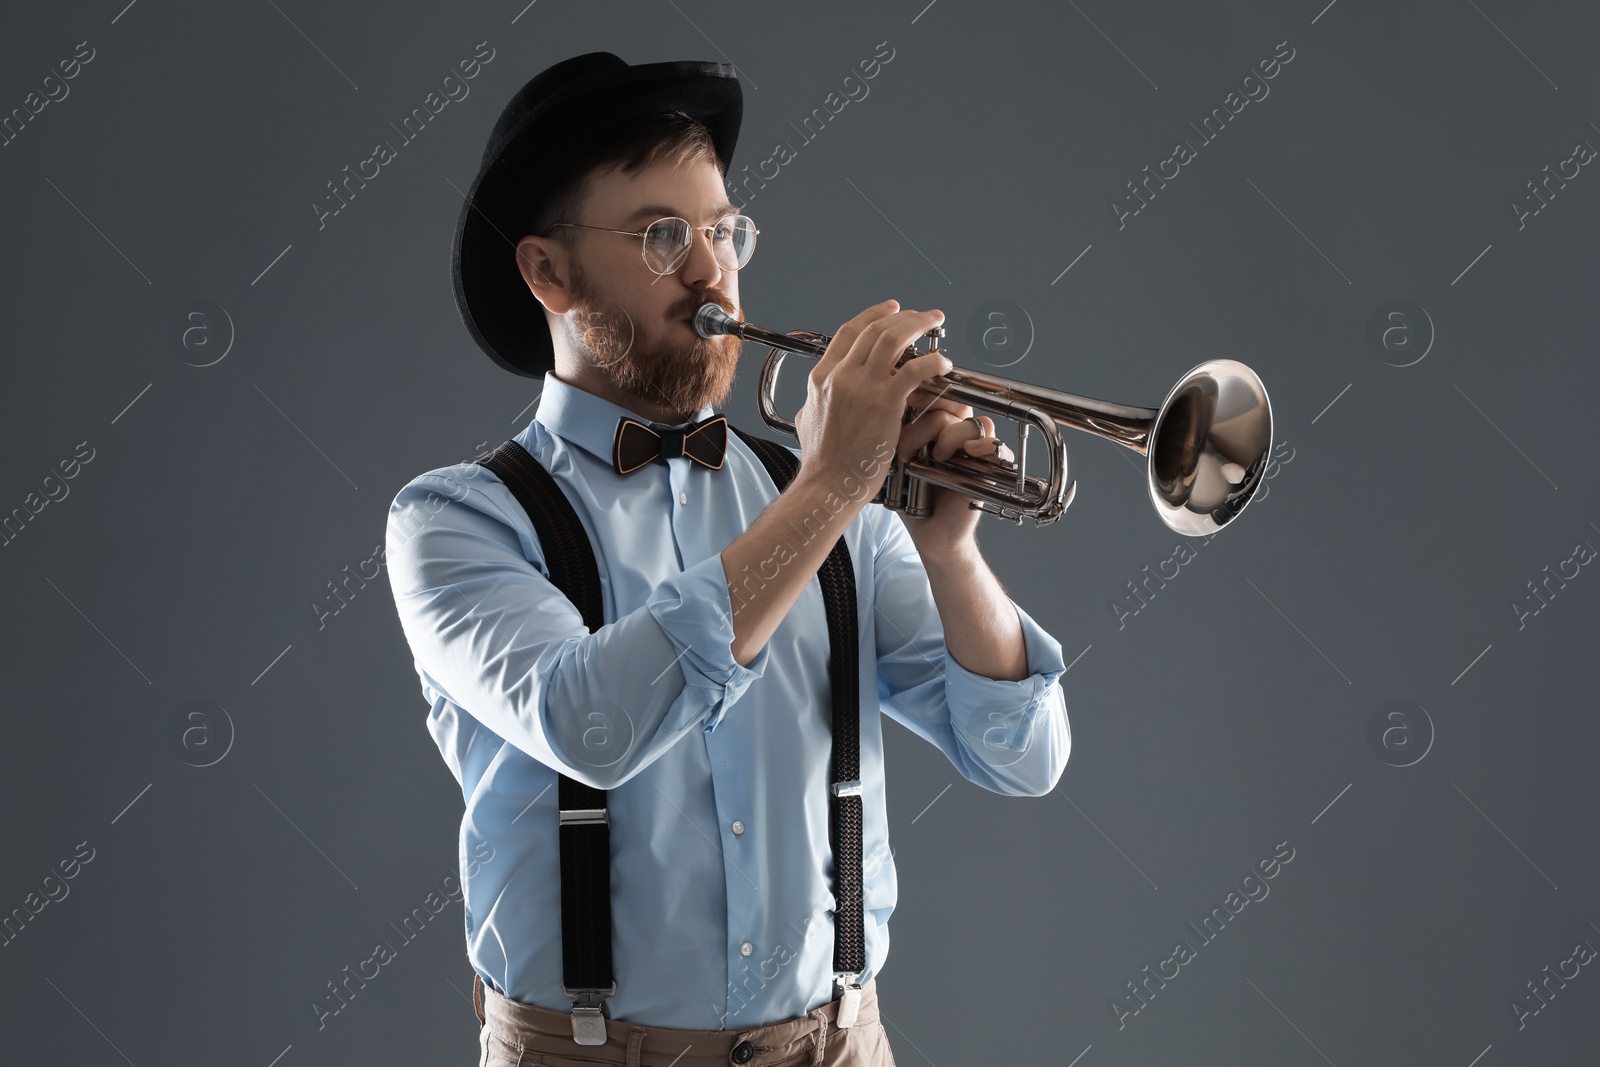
[
  {"xmin": 614, "ymin": 199, "xmax": 739, "ymax": 224},
  {"xmin": 583, "ymin": 162, "xmax": 735, "ymax": 224}
]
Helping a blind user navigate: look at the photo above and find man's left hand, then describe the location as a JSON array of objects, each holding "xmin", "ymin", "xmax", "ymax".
[{"xmin": 894, "ymin": 386, "xmax": 1015, "ymax": 561}]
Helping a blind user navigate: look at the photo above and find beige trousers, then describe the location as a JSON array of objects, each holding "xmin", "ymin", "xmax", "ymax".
[{"xmin": 474, "ymin": 974, "xmax": 898, "ymax": 1067}]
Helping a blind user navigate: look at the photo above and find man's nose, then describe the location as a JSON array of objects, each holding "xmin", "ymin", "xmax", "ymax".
[{"xmin": 673, "ymin": 226, "xmax": 724, "ymax": 290}]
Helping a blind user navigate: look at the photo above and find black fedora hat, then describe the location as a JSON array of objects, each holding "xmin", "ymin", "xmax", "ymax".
[{"xmin": 451, "ymin": 52, "xmax": 743, "ymax": 379}]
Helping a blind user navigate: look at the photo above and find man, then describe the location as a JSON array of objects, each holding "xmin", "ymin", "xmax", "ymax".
[{"xmin": 386, "ymin": 52, "xmax": 1071, "ymax": 1066}]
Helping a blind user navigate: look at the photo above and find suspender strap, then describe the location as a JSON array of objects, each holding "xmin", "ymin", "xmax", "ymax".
[
  {"xmin": 729, "ymin": 429, "xmax": 866, "ymax": 1022},
  {"xmin": 477, "ymin": 441, "xmax": 614, "ymax": 1043}
]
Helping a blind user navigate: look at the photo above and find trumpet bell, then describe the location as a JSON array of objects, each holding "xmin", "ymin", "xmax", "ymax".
[{"xmin": 1148, "ymin": 360, "xmax": 1273, "ymax": 536}]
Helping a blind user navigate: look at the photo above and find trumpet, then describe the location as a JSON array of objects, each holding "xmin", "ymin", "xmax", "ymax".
[{"xmin": 693, "ymin": 302, "xmax": 1273, "ymax": 535}]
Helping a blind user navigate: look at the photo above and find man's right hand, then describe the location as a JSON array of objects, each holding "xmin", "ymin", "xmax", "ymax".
[{"xmin": 792, "ymin": 299, "xmax": 952, "ymax": 498}]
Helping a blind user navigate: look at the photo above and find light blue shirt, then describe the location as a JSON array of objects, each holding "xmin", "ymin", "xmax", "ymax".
[{"xmin": 384, "ymin": 371, "xmax": 1071, "ymax": 1029}]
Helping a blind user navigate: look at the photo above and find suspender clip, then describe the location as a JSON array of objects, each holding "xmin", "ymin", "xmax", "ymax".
[
  {"xmin": 833, "ymin": 972, "xmax": 863, "ymax": 1028},
  {"xmin": 561, "ymin": 983, "xmax": 616, "ymax": 1045}
]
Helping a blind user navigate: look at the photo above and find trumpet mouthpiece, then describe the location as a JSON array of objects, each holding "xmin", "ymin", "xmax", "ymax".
[{"xmin": 693, "ymin": 302, "xmax": 739, "ymax": 339}]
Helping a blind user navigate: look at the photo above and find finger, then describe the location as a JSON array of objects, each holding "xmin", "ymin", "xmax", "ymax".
[
  {"xmin": 906, "ymin": 391, "xmax": 972, "ymax": 420},
  {"xmin": 932, "ymin": 413, "xmax": 996, "ymax": 462},
  {"xmin": 896, "ymin": 408, "xmax": 962, "ymax": 463},
  {"xmin": 840, "ymin": 303, "xmax": 916, "ymax": 370},
  {"xmin": 975, "ymin": 440, "xmax": 1015, "ymax": 463},
  {"xmin": 891, "ymin": 347, "xmax": 954, "ymax": 403},
  {"xmin": 903, "ymin": 397, "xmax": 967, "ymax": 436},
  {"xmin": 904, "ymin": 368, "xmax": 964, "ymax": 414},
  {"xmin": 957, "ymin": 417, "xmax": 1007, "ymax": 459},
  {"xmin": 815, "ymin": 299, "xmax": 899, "ymax": 382},
  {"xmin": 864, "ymin": 309, "xmax": 945, "ymax": 378}
]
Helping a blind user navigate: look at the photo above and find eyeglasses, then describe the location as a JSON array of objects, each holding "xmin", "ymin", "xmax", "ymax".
[{"xmin": 545, "ymin": 214, "xmax": 759, "ymax": 275}]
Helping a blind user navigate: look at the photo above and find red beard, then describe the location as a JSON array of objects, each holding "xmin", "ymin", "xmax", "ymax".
[{"xmin": 567, "ymin": 258, "xmax": 744, "ymax": 417}]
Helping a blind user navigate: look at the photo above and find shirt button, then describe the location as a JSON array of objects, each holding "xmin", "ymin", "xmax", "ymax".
[
  {"xmin": 731, "ymin": 820, "xmax": 745, "ymax": 835},
  {"xmin": 740, "ymin": 941, "xmax": 753, "ymax": 956},
  {"xmin": 678, "ymin": 490, "xmax": 688, "ymax": 505}
]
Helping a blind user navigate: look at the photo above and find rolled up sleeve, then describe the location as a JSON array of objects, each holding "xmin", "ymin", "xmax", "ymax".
[
  {"xmin": 385, "ymin": 467, "xmax": 768, "ymax": 790},
  {"xmin": 644, "ymin": 552, "xmax": 771, "ymax": 733},
  {"xmin": 871, "ymin": 508, "xmax": 1071, "ymax": 797}
]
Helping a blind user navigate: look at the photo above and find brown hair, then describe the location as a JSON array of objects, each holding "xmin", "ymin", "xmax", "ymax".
[{"xmin": 533, "ymin": 109, "xmax": 722, "ymax": 241}]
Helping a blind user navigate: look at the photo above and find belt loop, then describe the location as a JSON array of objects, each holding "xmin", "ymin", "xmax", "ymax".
[
  {"xmin": 626, "ymin": 1023, "xmax": 647, "ymax": 1067},
  {"xmin": 809, "ymin": 1006, "xmax": 829, "ymax": 1066}
]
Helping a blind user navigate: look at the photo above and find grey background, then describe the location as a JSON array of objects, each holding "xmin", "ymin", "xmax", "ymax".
[{"xmin": 2, "ymin": 0, "xmax": 1596, "ymax": 1064}]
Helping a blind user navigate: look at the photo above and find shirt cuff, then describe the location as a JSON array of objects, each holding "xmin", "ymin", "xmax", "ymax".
[
  {"xmin": 945, "ymin": 601, "xmax": 1066, "ymax": 751},
  {"xmin": 644, "ymin": 551, "xmax": 771, "ymax": 733}
]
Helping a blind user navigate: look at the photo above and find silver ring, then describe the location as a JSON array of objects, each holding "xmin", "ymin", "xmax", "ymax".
[{"xmin": 966, "ymin": 416, "xmax": 987, "ymax": 438}]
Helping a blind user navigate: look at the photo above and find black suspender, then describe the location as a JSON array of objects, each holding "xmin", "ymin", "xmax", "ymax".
[
  {"xmin": 472, "ymin": 438, "xmax": 615, "ymax": 1042},
  {"xmin": 729, "ymin": 430, "xmax": 867, "ymax": 1023},
  {"xmin": 473, "ymin": 427, "xmax": 866, "ymax": 1041}
]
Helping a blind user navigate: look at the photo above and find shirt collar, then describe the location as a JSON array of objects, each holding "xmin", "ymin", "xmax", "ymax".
[{"xmin": 525, "ymin": 372, "xmax": 717, "ymax": 467}]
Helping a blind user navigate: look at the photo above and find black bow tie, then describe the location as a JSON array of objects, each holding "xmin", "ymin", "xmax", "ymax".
[{"xmin": 612, "ymin": 414, "xmax": 728, "ymax": 475}]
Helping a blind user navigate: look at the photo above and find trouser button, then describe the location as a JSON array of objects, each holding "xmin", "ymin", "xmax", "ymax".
[{"xmin": 730, "ymin": 1038, "xmax": 756, "ymax": 1063}]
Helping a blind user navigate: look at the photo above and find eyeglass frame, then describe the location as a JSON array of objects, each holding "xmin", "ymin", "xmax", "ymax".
[{"xmin": 542, "ymin": 214, "xmax": 759, "ymax": 275}]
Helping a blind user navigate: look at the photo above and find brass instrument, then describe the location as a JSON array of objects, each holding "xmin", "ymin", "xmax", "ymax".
[{"xmin": 693, "ymin": 303, "xmax": 1273, "ymax": 535}]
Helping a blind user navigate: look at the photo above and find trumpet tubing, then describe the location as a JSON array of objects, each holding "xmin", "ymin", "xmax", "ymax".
[{"xmin": 692, "ymin": 303, "xmax": 1273, "ymax": 535}]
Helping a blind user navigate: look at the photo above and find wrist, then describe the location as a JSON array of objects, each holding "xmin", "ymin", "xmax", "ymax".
[
  {"xmin": 913, "ymin": 532, "xmax": 981, "ymax": 570},
  {"xmin": 793, "ymin": 463, "xmax": 878, "ymax": 517}
]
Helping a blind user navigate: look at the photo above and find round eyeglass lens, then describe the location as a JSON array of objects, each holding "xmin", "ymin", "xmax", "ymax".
[
  {"xmin": 641, "ymin": 218, "xmax": 690, "ymax": 273},
  {"xmin": 716, "ymin": 216, "xmax": 757, "ymax": 270}
]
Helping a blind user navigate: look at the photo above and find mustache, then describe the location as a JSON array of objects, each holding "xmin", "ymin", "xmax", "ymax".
[{"xmin": 676, "ymin": 292, "xmax": 738, "ymax": 321}]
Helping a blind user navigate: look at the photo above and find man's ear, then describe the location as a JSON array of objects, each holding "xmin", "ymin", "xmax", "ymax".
[{"xmin": 516, "ymin": 235, "xmax": 574, "ymax": 315}]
